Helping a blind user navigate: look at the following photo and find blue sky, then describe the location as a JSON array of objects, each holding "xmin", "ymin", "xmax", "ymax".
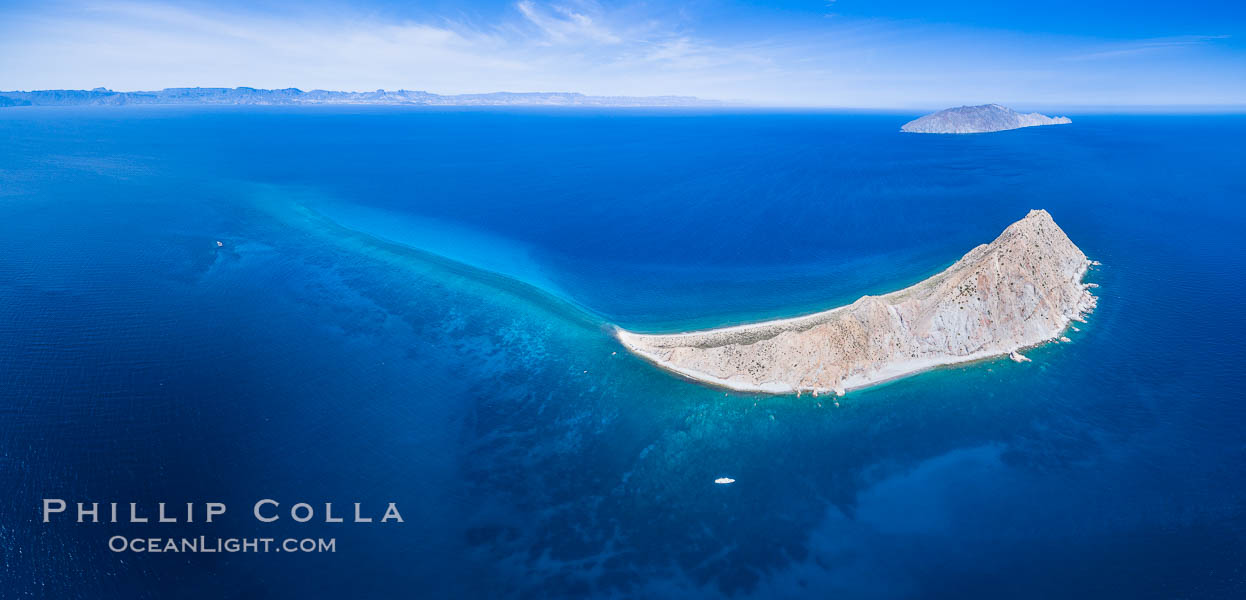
[{"xmin": 1, "ymin": 0, "xmax": 1243, "ymax": 107}]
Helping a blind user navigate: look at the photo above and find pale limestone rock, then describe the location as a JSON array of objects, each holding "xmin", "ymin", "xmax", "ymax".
[
  {"xmin": 617, "ymin": 210, "xmax": 1095, "ymax": 395},
  {"xmin": 901, "ymin": 104, "xmax": 1071, "ymax": 134}
]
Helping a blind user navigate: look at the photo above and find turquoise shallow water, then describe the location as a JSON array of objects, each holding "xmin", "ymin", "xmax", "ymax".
[{"xmin": 0, "ymin": 107, "xmax": 1244, "ymax": 598}]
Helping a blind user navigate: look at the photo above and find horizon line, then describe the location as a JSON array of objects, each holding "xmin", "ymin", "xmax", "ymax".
[{"xmin": 2, "ymin": 86, "xmax": 1245, "ymax": 113}]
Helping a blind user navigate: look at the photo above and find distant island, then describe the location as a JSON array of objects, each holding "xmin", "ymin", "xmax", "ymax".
[
  {"xmin": 0, "ymin": 87, "xmax": 721, "ymax": 108},
  {"xmin": 901, "ymin": 104, "xmax": 1072, "ymax": 134},
  {"xmin": 617, "ymin": 210, "xmax": 1097, "ymax": 396}
]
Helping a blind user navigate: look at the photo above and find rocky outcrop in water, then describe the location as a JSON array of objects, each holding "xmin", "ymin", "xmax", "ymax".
[
  {"xmin": 617, "ymin": 210, "xmax": 1096, "ymax": 395},
  {"xmin": 901, "ymin": 104, "xmax": 1071, "ymax": 134}
]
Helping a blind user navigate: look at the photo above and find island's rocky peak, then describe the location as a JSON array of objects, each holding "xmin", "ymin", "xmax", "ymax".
[
  {"xmin": 617, "ymin": 209, "xmax": 1097, "ymax": 396},
  {"xmin": 901, "ymin": 104, "xmax": 1071, "ymax": 134}
]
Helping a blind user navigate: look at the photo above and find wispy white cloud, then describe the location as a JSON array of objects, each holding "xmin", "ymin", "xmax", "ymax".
[
  {"xmin": 0, "ymin": 1, "xmax": 1241, "ymax": 107},
  {"xmin": 515, "ymin": 1, "xmax": 622, "ymax": 44},
  {"xmin": 1066, "ymin": 34, "xmax": 1231, "ymax": 61},
  {"xmin": 0, "ymin": 1, "xmax": 796, "ymax": 98}
]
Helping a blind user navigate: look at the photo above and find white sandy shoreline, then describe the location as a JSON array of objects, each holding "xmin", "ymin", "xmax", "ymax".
[
  {"xmin": 614, "ymin": 210, "xmax": 1098, "ymax": 397},
  {"xmin": 616, "ymin": 289, "xmax": 1091, "ymax": 397}
]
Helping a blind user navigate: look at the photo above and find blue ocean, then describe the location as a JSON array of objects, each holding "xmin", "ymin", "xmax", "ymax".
[{"xmin": 1, "ymin": 107, "xmax": 1244, "ymax": 598}]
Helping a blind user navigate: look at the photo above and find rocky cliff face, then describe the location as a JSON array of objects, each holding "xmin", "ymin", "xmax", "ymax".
[
  {"xmin": 901, "ymin": 104, "xmax": 1071, "ymax": 134},
  {"xmin": 617, "ymin": 210, "xmax": 1097, "ymax": 395}
]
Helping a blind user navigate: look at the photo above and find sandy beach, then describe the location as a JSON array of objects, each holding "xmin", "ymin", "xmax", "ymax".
[{"xmin": 616, "ymin": 210, "xmax": 1098, "ymax": 396}]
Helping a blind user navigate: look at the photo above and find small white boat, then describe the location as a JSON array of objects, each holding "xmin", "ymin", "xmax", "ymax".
[{"xmin": 714, "ymin": 477, "xmax": 735, "ymax": 485}]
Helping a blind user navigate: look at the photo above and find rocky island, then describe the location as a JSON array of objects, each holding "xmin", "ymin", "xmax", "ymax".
[
  {"xmin": 901, "ymin": 104, "xmax": 1071, "ymax": 134},
  {"xmin": 616, "ymin": 210, "xmax": 1096, "ymax": 396}
]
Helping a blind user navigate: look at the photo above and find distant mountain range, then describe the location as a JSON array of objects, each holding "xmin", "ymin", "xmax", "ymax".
[{"xmin": 0, "ymin": 87, "xmax": 721, "ymax": 108}]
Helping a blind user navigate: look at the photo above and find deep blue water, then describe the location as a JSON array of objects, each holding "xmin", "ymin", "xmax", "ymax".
[{"xmin": 1, "ymin": 106, "xmax": 1244, "ymax": 598}]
